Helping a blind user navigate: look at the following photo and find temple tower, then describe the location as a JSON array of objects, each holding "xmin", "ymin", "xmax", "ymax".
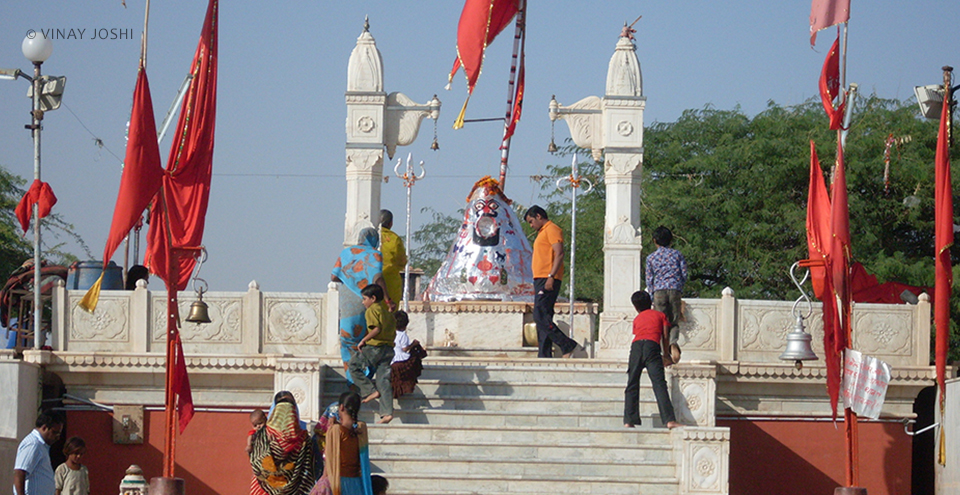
[
  {"xmin": 549, "ymin": 29, "xmax": 644, "ymax": 356},
  {"xmin": 344, "ymin": 19, "xmax": 440, "ymax": 245}
]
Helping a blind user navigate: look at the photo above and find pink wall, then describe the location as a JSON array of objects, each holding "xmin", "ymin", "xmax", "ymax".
[
  {"xmin": 66, "ymin": 410, "xmax": 252, "ymax": 495},
  {"xmin": 720, "ymin": 419, "xmax": 912, "ymax": 495}
]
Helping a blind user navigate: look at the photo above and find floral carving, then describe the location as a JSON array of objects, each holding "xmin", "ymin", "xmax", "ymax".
[
  {"xmin": 266, "ymin": 300, "xmax": 320, "ymax": 343},
  {"xmin": 599, "ymin": 317, "xmax": 632, "ymax": 349},
  {"xmin": 71, "ymin": 298, "xmax": 128, "ymax": 341}
]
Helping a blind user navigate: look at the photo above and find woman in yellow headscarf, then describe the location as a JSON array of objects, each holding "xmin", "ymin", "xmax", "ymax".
[{"xmin": 379, "ymin": 210, "xmax": 406, "ymax": 307}]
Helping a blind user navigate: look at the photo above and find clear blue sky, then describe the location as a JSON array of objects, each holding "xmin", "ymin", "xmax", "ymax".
[{"xmin": 0, "ymin": 1, "xmax": 955, "ymax": 292}]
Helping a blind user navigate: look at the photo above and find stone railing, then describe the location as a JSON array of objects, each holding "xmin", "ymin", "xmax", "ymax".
[
  {"xmin": 54, "ymin": 282, "xmax": 930, "ymax": 368},
  {"xmin": 598, "ymin": 287, "xmax": 931, "ymax": 367}
]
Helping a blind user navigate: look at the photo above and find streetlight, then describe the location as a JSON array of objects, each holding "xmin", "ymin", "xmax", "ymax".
[{"xmin": 1, "ymin": 32, "xmax": 66, "ymax": 349}]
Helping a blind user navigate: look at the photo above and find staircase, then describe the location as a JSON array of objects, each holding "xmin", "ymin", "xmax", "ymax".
[{"xmin": 321, "ymin": 357, "xmax": 729, "ymax": 494}]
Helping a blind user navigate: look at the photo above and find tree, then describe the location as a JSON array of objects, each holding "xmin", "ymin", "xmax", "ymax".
[{"xmin": 409, "ymin": 207, "xmax": 462, "ymax": 280}]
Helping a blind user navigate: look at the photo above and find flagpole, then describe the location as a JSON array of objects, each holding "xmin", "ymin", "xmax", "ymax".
[
  {"xmin": 141, "ymin": 0, "xmax": 151, "ymax": 68},
  {"xmin": 497, "ymin": 0, "xmax": 525, "ymax": 190},
  {"xmin": 158, "ymin": 184, "xmax": 178, "ymax": 479}
]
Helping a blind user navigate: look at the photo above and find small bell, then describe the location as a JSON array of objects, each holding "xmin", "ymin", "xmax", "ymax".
[
  {"xmin": 430, "ymin": 137, "xmax": 440, "ymax": 150},
  {"xmin": 547, "ymin": 138, "xmax": 558, "ymax": 154},
  {"xmin": 779, "ymin": 315, "xmax": 818, "ymax": 369},
  {"xmin": 185, "ymin": 292, "xmax": 212, "ymax": 324}
]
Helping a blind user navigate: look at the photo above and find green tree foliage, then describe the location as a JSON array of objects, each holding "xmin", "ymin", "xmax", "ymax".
[
  {"xmin": 410, "ymin": 207, "xmax": 463, "ymax": 279},
  {"xmin": 415, "ymin": 97, "xmax": 959, "ymax": 358},
  {"xmin": 0, "ymin": 164, "xmax": 89, "ymax": 279}
]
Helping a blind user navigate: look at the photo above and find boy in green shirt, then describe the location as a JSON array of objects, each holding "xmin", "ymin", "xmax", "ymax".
[{"xmin": 349, "ymin": 284, "xmax": 397, "ymax": 423}]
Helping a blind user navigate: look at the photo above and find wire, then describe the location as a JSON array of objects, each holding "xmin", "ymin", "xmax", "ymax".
[{"xmin": 62, "ymin": 102, "xmax": 125, "ymax": 165}]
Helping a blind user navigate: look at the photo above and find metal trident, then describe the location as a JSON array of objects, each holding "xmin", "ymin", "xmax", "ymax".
[
  {"xmin": 555, "ymin": 153, "xmax": 593, "ymax": 338},
  {"xmin": 394, "ymin": 153, "xmax": 426, "ymax": 312}
]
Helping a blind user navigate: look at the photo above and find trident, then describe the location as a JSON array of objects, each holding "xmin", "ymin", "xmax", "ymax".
[
  {"xmin": 555, "ymin": 153, "xmax": 593, "ymax": 338},
  {"xmin": 394, "ymin": 153, "xmax": 426, "ymax": 312}
]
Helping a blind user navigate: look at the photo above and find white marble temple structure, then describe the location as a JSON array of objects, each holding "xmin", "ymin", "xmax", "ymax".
[{"xmin": 549, "ymin": 30, "xmax": 646, "ymax": 357}]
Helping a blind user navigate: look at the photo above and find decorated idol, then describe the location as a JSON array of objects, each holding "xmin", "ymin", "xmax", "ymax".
[{"xmin": 424, "ymin": 177, "xmax": 534, "ymax": 301}]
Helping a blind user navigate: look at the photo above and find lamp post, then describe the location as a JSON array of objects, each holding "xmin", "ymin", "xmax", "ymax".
[
  {"xmin": 2, "ymin": 32, "xmax": 64, "ymax": 348},
  {"xmin": 24, "ymin": 34, "xmax": 51, "ymax": 349},
  {"xmin": 555, "ymin": 153, "xmax": 593, "ymax": 340},
  {"xmin": 394, "ymin": 153, "xmax": 426, "ymax": 312}
]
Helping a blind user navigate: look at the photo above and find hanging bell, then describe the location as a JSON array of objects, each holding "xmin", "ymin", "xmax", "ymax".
[
  {"xmin": 779, "ymin": 315, "xmax": 818, "ymax": 369},
  {"xmin": 185, "ymin": 295, "xmax": 212, "ymax": 324},
  {"xmin": 430, "ymin": 137, "xmax": 440, "ymax": 150},
  {"xmin": 547, "ymin": 138, "xmax": 558, "ymax": 154}
]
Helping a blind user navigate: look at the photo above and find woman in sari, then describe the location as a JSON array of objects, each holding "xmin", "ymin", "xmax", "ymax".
[
  {"xmin": 250, "ymin": 394, "xmax": 315, "ymax": 495},
  {"xmin": 310, "ymin": 392, "xmax": 373, "ymax": 495},
  {"xmin": 331, "ymin": 228, "xmax": 391, "ymax": 382}
]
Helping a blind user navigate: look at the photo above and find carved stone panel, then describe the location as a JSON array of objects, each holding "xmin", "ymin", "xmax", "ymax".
[
  {"xmin": 151, "ymin": 295, "xmax": 242, "ymax": 344},
  {"xmin": 264, "ymin": 298, "xmax": 322, "ymax": 345},
  {"xmin": 679, "ymin": 302, "xmax": 718, "ymax": 352},
  {"xmin": 679, "ymin": 428, "xmax": 730, "ymax": 495},
  {"xmin": 599, "ymin": 314, "xmax": 632, "ymax": 351},
  {"xmin": 853, "ymin": 308, "xmax": 913, "ymax": 357},
  {"xmin": 70, "ymin": 297, "xmax": 129, "ymax": 341}
]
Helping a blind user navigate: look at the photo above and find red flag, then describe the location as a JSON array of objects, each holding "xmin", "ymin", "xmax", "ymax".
[
  {"xmin": 934, "ymin": 86, "xmax": 953, "ymax": 404},
  {"xmin": 825, "ymin": 140, "xmax": 852, "ymax": 418},
  {"xmin": 103, "ymin": 67, "xmax": 164, "ymax": 266},
  {"xmin": 15, "ymin": 180, "xmax": 57, "ymax": 233},
  {"xmin": 810, "ymin": 0, "xmax": 850, "ymax": 46},
  {"xmin": 819, "ymin": 36, "xmax": 846, "ymax": 130},
  {"xmin": 174, "ymin": 332, "xmax": 194, "ymax": 433},
  {"xmin": 448, "ymin": 0, "xmax": 520, "ymax": 128},
  {"xmin": 806, "ymin": 141, "xmax": 832, "ymax": 299},
  {"xmin": 145, "ymin": 0, "xmax": 218, "ymax": 290}
]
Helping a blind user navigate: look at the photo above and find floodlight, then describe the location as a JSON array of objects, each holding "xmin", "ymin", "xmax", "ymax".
[{"xmin": 914, "ymin": 84, "xmax": 944, "ymax": 119}]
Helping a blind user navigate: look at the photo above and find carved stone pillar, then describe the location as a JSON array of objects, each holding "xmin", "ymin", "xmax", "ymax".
[
  {"xmin": 550, "ymin": 33, "xmax": 645, "ymax": 358},
  {"xmin": 344, "ymin": 19, "xmax": 440, "ymax": 246}
]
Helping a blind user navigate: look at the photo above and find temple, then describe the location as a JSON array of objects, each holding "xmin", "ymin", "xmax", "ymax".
[{"xmin": 1, "ymin": 19, "xmax": 955, "ymax": 495}]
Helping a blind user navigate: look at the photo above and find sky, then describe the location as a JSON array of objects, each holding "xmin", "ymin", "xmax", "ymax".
[{"xmin": 0, "ymin": 1, "xmax": 956, "ymax": 293}]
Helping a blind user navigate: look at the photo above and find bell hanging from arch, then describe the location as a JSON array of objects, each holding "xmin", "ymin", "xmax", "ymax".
[
  {"xmin": 780, "ymin": 315, "xmax": 818, "ymax": 369},
  {"xmin": 185, "ymin": 294, "xmax": 211, "ymax": 324}
]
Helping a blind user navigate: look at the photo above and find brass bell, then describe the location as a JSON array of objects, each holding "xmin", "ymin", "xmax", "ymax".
[
  {"xmin": 185, "ymin": 294, "xmax": 212, "ymax": 324},
  {"xmin": 779, "ymin": 315, "xmax": 818, "ymax": 369},
  {"xmin": 430, "ymin": 137, "xmax": 440, "ymax": 150},
  {"xmin": 547, "ymin": 138, "xmax": 558, "ymax": 154}
]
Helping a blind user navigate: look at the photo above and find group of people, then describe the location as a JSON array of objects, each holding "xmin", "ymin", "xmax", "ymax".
[
  {"xmin": 331, "ymin": 211, "xmax": 426, "ymax": 426},
  {"xmin": 524, "ymin": 207, "xmax": 687, "ymax": 430},
  {"xmin": 248, "ymin": 391, "xmax": 390, "ymax": 495},
  {"xmin": 13, "ymin": 412, "xmax": 90, "ymax": 495}
]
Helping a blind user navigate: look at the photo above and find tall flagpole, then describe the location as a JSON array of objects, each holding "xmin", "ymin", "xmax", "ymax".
[{"xmin": 497, "ymin": 0, "xmax": 525, "ymax": 190}]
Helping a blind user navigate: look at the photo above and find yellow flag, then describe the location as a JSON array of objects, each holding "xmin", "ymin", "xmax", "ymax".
[
  {"xmin": 453, "ymin": 96, "xmax": 470, "ymax": 130},
  {"xmin": 77, "ymin": 272, "xmax": 104, "ymax": 313}
]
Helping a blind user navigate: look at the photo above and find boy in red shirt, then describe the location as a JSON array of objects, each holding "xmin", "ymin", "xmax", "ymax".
[{"xmin": 623, "ymin": 290, "xmax": 681, "ymax": 429}]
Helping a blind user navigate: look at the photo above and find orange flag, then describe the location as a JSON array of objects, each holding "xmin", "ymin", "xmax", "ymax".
[
  {"xmin": 448, "ymin": 0, "xmax": 520, "ymax": 128},
  {"xmin": 819, "ymin": 36, "xmax": 846, "ymax": 130},
  {"xmin": 79, "ymin": 66, "xmax": 163, "ymax": 312},
  {"xmin": 806, "ymin": 141, "xmax": 832, "ymax": 299},
  {"xmin": 934, "ymin": 85, "xmax": 953, "ymax": 407},
  {"xmin": 824, "ymin": 140, "xmax": 852, "ymax": 419}
]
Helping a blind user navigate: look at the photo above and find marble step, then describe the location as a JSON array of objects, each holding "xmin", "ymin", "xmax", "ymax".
[
  {"xmin": 371, "ymin": 455, "xmax": 677, "ymax": 479},
  {"xmin": 366, "ymin": 424, "xmax": 677, "ymax": 446},
  {"xmin": 362, "ymin": 471, "xmax": 679, "ymax": 495},
  {"xmin": 354, "ymin": 407, "xmax": 672, "ymax": 428}
]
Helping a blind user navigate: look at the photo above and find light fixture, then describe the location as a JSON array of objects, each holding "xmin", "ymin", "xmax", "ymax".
[
  {"xmin": 21, "ymin": 32, "xmax": 53, "ymax": 63},
  {"xmin": 914, "ymin": 84, "xmax": 944, "ymax": 119}
]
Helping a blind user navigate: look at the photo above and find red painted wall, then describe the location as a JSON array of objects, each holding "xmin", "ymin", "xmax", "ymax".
[
  {"xmin": 720, "ymin": 419, "xmax": 911, "ymax": 495},
  {"xmin": 65, "ymin": 410, "xmax": 251, "ymax": 495}
]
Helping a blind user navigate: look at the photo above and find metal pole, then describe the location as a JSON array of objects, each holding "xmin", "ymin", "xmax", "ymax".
[
  {"xmin": 31, "ymin": 61, "xmax": 42, "ymax": 349},
  {"xmin": 555, "ymin": 154, "xmax": 592, "ymax": 341},
  {"xmin": 395, "ymin": 154, "xmax": 425, "ymax": 312},
  {"xmin": 497, "ymin": 0, "xmax": 525, "ymax": 189}
]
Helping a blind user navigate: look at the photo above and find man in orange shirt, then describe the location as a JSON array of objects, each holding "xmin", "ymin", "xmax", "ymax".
[{"xmin": 525, "ymin": 206, "xmax": 578, "ymax": 358}]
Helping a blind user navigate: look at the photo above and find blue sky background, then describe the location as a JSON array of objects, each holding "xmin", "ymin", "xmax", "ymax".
[{"xmin": 0, "ymin": 1, "xmax": 955, "ymax": 292}]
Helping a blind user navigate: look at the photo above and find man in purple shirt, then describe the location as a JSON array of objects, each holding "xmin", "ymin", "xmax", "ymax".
[{"xmin": 645, "ymin": 226, "xmax": 687, "ymax": 363}]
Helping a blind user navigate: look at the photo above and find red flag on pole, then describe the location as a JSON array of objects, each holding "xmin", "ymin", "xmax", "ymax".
[
  {"xmin": 823, "ymin": 140, "xmax": 852, "ymax": 419},
  {"xmin": 79, "ymin": 66, "xmax": 163, "ymax": 312},
  {"xmin": 934, "ymin": 83, "xmax": 953, "ymax": 408},
  {"xmin": 810, "ymin": 0, "xmax": 850, "ymax": 46},
  {"xmin": 15, "ymin": 180, "xmax": 57, "ymax": 233},
  {"xmin": 806, "ymin": 141, "xmax": 832, "ymax": 300},
  {"xmin": 448, "ymin": 0, "xmax": 520, "ymax": 129},
  {"xmin": 173, "ymin": 331, "xmax": 194, "ymax": 432},
  {"xmin": 145, "ymin": 0, "xmax": 218, "ymax": 291},
  {"xmin": 819, "ymin": 36, "xmax": 846, "ymax": 130}
]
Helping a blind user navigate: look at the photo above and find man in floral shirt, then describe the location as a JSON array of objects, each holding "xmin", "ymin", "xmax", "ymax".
[{"xmin": 645, "ymin": 226, "xmax": 687, "ymax": 364}]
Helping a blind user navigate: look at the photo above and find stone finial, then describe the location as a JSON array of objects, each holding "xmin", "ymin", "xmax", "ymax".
[
  {"xmin": 135, "ymin": 279, "xmax": 147, "ymax": 289},
  {"xmin": 721, "ymin": 287, "xmax": 735, "ymax": 297},
  {"xmin": 347, "ymin": 20, "xmax": 384, "ymax": 92},
  {"xmin": 119, "ymin": 464, "xmax": 148, "ymax": 495},
  {"xmin": 248, "ymin": 280, "xmax": 260, "ymax": 291},
  {"xmin": 605, "ymin": 34, "xmax": 642, "ymax": 97},
  {"xmin": 364, "ymin": 15, "xmax": 370, "ymax": 32}
]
